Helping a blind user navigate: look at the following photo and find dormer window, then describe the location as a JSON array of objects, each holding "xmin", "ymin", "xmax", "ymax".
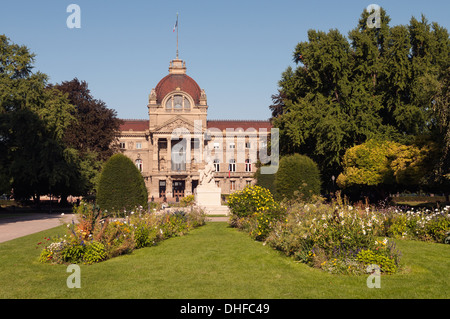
[{"xmin": 165, "ymin": 94, "xmax": 191, "ymax": 110}]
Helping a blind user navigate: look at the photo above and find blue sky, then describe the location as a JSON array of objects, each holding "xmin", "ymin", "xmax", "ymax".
[{"xmin": 1, "ymin": 0, "xmax": 449, "ymax": 120}]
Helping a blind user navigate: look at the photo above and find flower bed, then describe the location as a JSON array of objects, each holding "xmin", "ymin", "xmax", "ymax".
[
  {"xmin": 229, "ymin": 187, "xmax": 450, "ymax": 275},
  {"xmin": 264, "ymin": 200, "xmax": 402, "ymax": 275},
  {"xmin": 383, "ymin": 207, "xmax": 450, "ymax": 243},
  {"xmin": 38, "ymin": 202, "xmax": 206, "ymax": 264}
]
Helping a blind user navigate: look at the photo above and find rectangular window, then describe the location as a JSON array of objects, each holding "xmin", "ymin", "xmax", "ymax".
[
  {"xmin": 136, "ymin": 143, "xmax": 142, "ymax": 149},
  {"xmin": 245, "ymin": 142, "xmax": 251, "ymax": 149},
  {"xmin": 213, "ymin": 142, "xmax": 220, "ymax": 149},
  {"xmin": 229, "ymin": 142, "xmax": 235, "ymax": 149},
  {"xmin": 214, "ymin": 159, "xmax": 220, "ymax": 172},
  {"xmin": 230, "ymin": 180, "xmax": 236, "ymax": 191},
  {"xmin": 119, "ymin": 142, "xmax": 126, "ymax": 149},
  {"xmin": 229, "ymin": 159, "xmax": 236, "ymax": 172},
  {"xmin": 245, "ymin": 159, "xmax": 252, "ymax": 172}
]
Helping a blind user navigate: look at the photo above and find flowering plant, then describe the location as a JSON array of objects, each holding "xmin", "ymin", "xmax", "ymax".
[
  {"xmin": 228, "ymin": 185, "xmax": 286, "ymax": 240},
  {"xmin": 38, "ymin": 202, "xmax": 206, "ymax": 264}
]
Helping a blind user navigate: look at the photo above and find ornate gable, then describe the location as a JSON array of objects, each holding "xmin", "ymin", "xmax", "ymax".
[{"xmin": 152, "ymin": 115, "xmax": 196, "ymax": 134}]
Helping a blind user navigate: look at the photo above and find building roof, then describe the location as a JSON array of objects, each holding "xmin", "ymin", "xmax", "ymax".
[
  {"xmin": 207, "ymin": 120, "xmax": 272, "ymax": 131},
  {"xmin": 155, "ymin": 74, "xmax": 202, "ymax": 104},
  {"xmin": 119, "ymin": 119, "xmax": 149, "ymax": 132},
  {"xmin": 119, "ymin": 119, "xmax": 272, "ymax": 133}
]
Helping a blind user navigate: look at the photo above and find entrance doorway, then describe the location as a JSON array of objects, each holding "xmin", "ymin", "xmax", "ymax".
[
  {"xmin": 159, "ymin": 180, "xmax": 166, "ymax": 198},
  {"xmin": 173, "ymin": 180, "xmax": 185, "ymax": 198},
  {"xmin": 192, "ymin": 180, "xmax": 198, "ymax": 194}
]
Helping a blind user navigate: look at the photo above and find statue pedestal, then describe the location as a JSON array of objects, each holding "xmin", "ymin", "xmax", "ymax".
[
  {"xmin": 195, "ymin": 184, "xmax": 221, "ymax": 206},
  {"xmin": 194, "ymin": 184, "xmax": 229, "ymax": 215}
]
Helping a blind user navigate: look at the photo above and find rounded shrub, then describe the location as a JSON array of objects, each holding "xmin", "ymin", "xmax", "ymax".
[
  {"xmin": 254, "ymin": 166, "xmax": 276, "ymax": 196},
  {"xmin": 96, "ymin": 153, "xmax": 148, "ymax": 213},
  {"xmin": 274, "ymin": 154, "xmax": 321, "ymax": 201}
]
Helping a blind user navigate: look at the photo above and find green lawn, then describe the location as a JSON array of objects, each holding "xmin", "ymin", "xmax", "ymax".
[{"xmin": 0, "ymin": 222, "xmax": 448, "ymax": 298}]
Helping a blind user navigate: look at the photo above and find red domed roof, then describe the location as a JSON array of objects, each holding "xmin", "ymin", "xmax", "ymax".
[{"xmin": 155, "ymin": 74, "xmax": 202, "ymax": 104}]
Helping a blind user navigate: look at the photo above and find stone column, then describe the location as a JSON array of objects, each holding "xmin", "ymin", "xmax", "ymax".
[
  {"xmin": 152, "ymin": 136, "xmax": 158, "ymax": 172},
  {"xmin": 166, "ymin": 176, "xmax": 173, "ymax": 198},
  {"xmin": 185, "ymin": 175, "xmax": 192, "ymax": 196},
  {"xmin": 167, "ymin": 137, "xmax": 172, "ymax": 172}
]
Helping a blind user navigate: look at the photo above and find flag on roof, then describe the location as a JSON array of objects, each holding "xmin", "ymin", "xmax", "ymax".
[{"xmin": 173, "ymin": 15, "xmax": 178, "ymax": 32}]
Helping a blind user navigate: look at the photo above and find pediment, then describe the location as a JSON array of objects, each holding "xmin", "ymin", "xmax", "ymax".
[{"xmin": 153, "ymin": 115, "xmax": 195, "ymax": 133}]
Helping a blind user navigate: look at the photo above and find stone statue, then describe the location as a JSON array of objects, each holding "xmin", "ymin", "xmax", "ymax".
[{"xmin": 199, "ymin": 159, "xmax": 215, "ymax": 186}]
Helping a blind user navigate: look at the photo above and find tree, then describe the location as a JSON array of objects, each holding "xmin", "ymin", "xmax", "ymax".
[
  {"xmin": 337, "ymin": 139, "xmax": 438, "ymax": 201},
  {"xmin": 0, "ymin": 35, "xmax": 77, "ymax": 202},
  {"xmin": 51, "ymin": 78, "xmax": 122, "ymax": 162},
  {"xmin": 51, "ymin": 78, "xmax": 123, "ymax": 196},
  {"xmin": 96, "ymin": 154, "xmax": 148, "ymax": 212},
  {"xmin": 274, "ymin": 154, "xmax": 321, "ymax": 201},
  {"xmin": 270, "ymin": 8, "xmax": 449, "ymax": 192}
]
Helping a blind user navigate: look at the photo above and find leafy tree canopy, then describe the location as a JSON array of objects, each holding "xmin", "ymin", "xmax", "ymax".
[{"xmin": 270, "ymin": 8, "xmax": 449, "ymax": 192}]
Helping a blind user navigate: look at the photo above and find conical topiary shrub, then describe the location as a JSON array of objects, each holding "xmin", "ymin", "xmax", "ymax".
[
  {"xmin": 96, "ymin": 153, "xmax": 148, "ymax": 213},
  {"xmin": 274, "ymin": 153, "xmax": 321, "ymax": 201}
]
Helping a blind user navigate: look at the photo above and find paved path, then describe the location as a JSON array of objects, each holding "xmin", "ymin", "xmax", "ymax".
[
  {"xmin": 0, "ymin": 213, "xmax": 77, "ymax": 243},
  {"xmin": 0, "ymin": 213, "xmax": 228, "ymax": 243}
]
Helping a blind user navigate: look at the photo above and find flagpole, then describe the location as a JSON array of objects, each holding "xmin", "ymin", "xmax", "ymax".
[{"xmin": 176, "ymin": 12, "xmax": 179, "ymax": 59}]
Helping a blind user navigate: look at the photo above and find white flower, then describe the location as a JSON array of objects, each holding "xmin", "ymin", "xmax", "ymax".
[{"xmin": 348, "ymin": 206, "xmax": 353, "ymax": 211}]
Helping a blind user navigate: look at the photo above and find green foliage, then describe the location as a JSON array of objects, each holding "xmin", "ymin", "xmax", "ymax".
[
  {"xmin": 228, "ymin": 185, "xmax": 286, "ymax": 240},
  {"xmin": 0, "ymin": 35, "xmax": 120, "ymax": 200},
  {"xmin": 231, "ymin": 193, "xmax": 407, "ymax": 275},
  {"xmin": 382, "ymin": 208, "xmax": 450, "ymax": 243},
  {"xmin": 274, "ymin": 154, "xmax": 321, "ymax": 201},
  {"xmin": 83, "ymin": 241, "xmax": 107, "ymax": 264},
  {"xmin": 61, "ymin": 240, "xmax": 86, "ymax": 264},
  {"xmin": 180, "ymin": 194, "xmax": 195, "ymax": 207},
  {"xmin": 337, "ymin": 139, "xmax": 438, "ymax": 191},
  {"xmin": 271, "ymin": 9, "xmax": 450, "ymax": 190},
  {"xmin": 356, "ymin": 249, "xmax": 398, "ymax": 274},
  {"xmin": 39, "ymin": 203, "xmax": 207, "ymax": 264},
  {"xmin": 134, "ymin": 224, "xmax": 157, "ymax": 249},
  {"xmin": 96, "ymin": 153, "xmax": 148, "ymax": 212},
  {"xmin": 254, "ymin": 166, "xmax": 276, "ymax": 196},
  {"xmin": 228, "ymin": 185, "xmax": 281, "ymax": 218}
]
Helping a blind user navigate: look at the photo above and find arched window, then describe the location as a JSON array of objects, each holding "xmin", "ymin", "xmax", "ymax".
[
  {"xmin": 165, "ymin": 94, "xmax": 191, "ymax": 110},
  {"xmin": 135, "ymin": 159, "xmax": 143, "ymax": 172},
  {"xmin": 165, "ymin": 97, "xmax": 172, "ymax": 109}
]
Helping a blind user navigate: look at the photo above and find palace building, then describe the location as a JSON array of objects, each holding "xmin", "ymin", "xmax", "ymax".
[{"xmin": 118, "ymin": 57, "xmax": 272, "ymax": 200}]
